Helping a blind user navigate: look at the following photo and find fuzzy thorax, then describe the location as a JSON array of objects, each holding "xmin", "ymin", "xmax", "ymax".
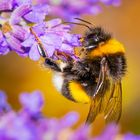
[{"xmin": 88, "ymin": 39, "xmax": 125, "ymax": 58}]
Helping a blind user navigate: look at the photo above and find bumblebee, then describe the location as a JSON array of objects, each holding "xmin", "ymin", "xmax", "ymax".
[{"xmin": 30, "ymin": 19, "xmax": 127, "ymax": 125}]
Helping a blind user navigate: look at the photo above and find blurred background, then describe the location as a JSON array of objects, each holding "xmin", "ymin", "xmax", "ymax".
[{"xmin": 0, "ymin": 0, "xmax": 140, "ymax": 135}]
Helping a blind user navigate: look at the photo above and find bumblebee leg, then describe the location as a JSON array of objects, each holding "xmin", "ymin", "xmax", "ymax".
[
  {"xmin": 85, "ymin": 57, "xmax": 108, "ymax": 125},
  {"xmin": 30, "ymin": 27, "xmax": 47, "ymax": 58},
  {"xmin": 44, "ymin": 58, "xmax": 61, "ymax": 72},
  {"xmin": 93, "ymin": 57, "xmax": 107, "ymax": 97},
  {"xmin": 37, "ymin": 44, "xmax": 46, "ymax": 58}
]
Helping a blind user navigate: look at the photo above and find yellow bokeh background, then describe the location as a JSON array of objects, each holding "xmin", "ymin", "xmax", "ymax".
[{"xmin": 0, "ymin": 0, "xmax": 140, "ymax": 134}]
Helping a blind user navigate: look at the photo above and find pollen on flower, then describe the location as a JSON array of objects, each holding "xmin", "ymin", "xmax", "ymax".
[{"xmin": 1, "ymin": 22, "xmax": 12, "ymax": 33}]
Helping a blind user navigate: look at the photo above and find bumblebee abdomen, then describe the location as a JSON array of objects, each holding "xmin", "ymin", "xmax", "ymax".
[
  {"xmin": 62, "ymin": 79, "xmax": 91, "ymax": 103},
  {"xmin": 68, "ymin": 81, "xmax": 90, "ymax": 103},
  {"xmin": 53, "ymin": 73, "xmax": 90, "ymax": 103}
]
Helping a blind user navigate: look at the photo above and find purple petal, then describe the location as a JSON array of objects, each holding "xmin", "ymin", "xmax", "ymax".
[
  {"xmin": 40, "ymin": 33, "xmax": 62, "ymax": 47},
  {"xmin": 15, "ymin": 0, "xmax": 32, "ymax": 6},
  {"xmin": 0, "ymin": 112, "xmax": 37, "ymax": 140},
  {"xmin": 24, "ymin": 4, "xmax": 50, "ymax": 23},
  {"xmin": 32, "ymin": 4, "xmax": 50, "ymax": 14},
  {"xmin": 29, "ymin": 43, "xmax": 40, "ymax": 61},
  {"xmin": 71, "ymin": 125, "xmax": 90, "ymax": 140},
  {"xmin": 88, "ymin": 5, "xmax": 101, "ymax": 15},
  {"xmin": 21, "ymin": 35, "xmax": 34, "ymax": 47},
  {"xmin": 10, "ymin": 4, "xmax": 31, "ymax": 24},
  {"xmin": 52, "ymin": 24, "xmax": 71, "ymax": 33},
  {"xmin": 11, "ymin": 25, "xmax": 29, "ymax": 40},
  {"xmin": 124, "ymin": 133, "xmax": 140, "ymax": 140},
  {"xmin": 32, "ymin": 23, "xmax": 46, "ymax": 36},
  {"xmin": 40, "ymin": 34, "xmax": 62, "ymax": 57},
  {"xmin": 0, "ymin": 90, "xmax": 11, "ymax": 113},
  {"xmin": 96, "ymin": 123, "xmax": 119, "ymax": 140},
  {"xmin": 44, "ymin": 44, "xmax": 55, "ymax": 57},
  {"xmin": 60, "ymin": 43, "xmax": 73, "ymax": 54},
  {"xmin": 112, "ymin": 0, "xmax": 121, "ymax": 6},
  {"xmin": 46, "ymin": 18, "xmax": 62, "ymax": 28},
  {"xmin": 64, "ymin": 33, "xmax": 81, "ymax": 46},
  {"xmin": 0, "ymin": 37, "xmax": 10, "ymax": 55},
  {"xmin": 0, "ymin": 45, "xmax": 10, "ymax": 55},
  {"xmin": 0, "ymin": 91, "xmax": 7, "ymax": 106},
  {"xmin": 24, "ymin": 11, "xmax": 46, "ymax": 23},
  {"xmin": 20, "ymin": 91, "xmax": 43, "ymax": 114},
  {"xmin": 0, "ymin": 31, "xmax": 4, "ymax": 43},
  {"xmin": 0, "ymin": 0, "xmax": 13, "ymax": 11},
  {"xmin": 60, "ymin": 112, "xmax": 79, "ymax": 127},
  {"xmin": 5, "ymin": 33, "xmax": 24, "ymax": 53},
  {"xmin": 100, "ymin": 0, "xmax": 121, "ymax": 6}
]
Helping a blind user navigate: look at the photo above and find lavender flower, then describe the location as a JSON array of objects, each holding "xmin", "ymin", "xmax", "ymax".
[
  {"xmin": 36, "ymin": 0, "xmax": 121, "ymax": 21},
  {"xmin": 0, "ymin": 0, "xmax": 82, "ymax": 61},
  {"xmin": 0, "ymin": 90, "xmax": 139, "ymax": 140},
  {"xmin": 22, "ymin": 19, "xmax": 81, "ymax": 60}
]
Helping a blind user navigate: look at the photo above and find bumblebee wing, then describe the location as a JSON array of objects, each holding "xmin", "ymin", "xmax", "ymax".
[
  {"xmin": 86, "ymin": 57, "xmax": 108, "ymax": 125},
  {"xmin": 85, "ymin": 75, "xmax": 111, "ymax": 125},
  {"xmin": 86, "ymin": 57, "xmax": 122, "ymax": 125},
  {"xmin": 85, "ymin": 91, "xmax": 104, "ymax": 125},
  {"xmin": 104, "ymin": 81, "xmax": 122, "ymax": 123}
]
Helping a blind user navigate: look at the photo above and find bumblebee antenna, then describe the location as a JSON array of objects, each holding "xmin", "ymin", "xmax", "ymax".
[
  {"xmin": 63, "ymin": 22, "xmax": 91, "ymax": 30},
  {"xmin": 30, "ymin": 27, "xmax": 46, "ymax": 58},
  {"xmin": 74, "ymin": 18, "xmax": 93, "ymax": 25}
]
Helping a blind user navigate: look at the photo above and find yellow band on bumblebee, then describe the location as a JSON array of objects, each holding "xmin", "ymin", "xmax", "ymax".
[
  {"xmin": 88, "ymin": 39, "xmax": 125, "ymax": 58},
  {"xmin": 69, "ymin": 81, "xmax": 90, "ymax": 104}
]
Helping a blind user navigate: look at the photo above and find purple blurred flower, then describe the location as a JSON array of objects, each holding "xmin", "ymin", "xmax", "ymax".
[
  {"xmin": 124, "ymin": 133, "xmax": 140, "ymax": 140},
  {"xmin": 0, "ymin": 90, "xmax": 11, "ymax": 114},
  {"xmin": 0, "ymin": 90, "xmax": 139, "ymax": 140},
  {"xmin": 94, "ymin": 123, "xmax": 119, "ymax": 140},
  {"xmin": 20, "ymin": 90, "xmax": 43, "ymax": 115},
  {"xmin": 36, "ymin": 0, "xmax": 121, "ymax": 21},
  {"xmin": 0, "ymin": 112, "xmax": 38, "ymax": 140}
]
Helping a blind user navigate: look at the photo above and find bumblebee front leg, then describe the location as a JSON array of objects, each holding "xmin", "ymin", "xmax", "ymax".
[
  {"xmin": 36, "ymin": 44, "xmax": 61, "ymax": 72},
  {"xmin": 44, "ymin": 58, "xmax": 61, "ymax": 72}
]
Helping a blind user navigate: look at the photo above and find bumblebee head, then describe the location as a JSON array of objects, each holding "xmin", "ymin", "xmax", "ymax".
[{"xmin": 83, "ymin": 27, "xmax": 111, "ymax": 51}]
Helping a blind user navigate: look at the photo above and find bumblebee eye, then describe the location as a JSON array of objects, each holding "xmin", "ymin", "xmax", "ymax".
[{"xmin": 93, "ymin": 35, "xmax": 99, "ymax": 42}]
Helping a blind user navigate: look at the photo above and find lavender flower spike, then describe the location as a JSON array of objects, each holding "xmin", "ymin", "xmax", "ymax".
[
  {"xmin": 0, "ymin": 0, "xmax": 82, "ymax": 61},
  {"xmin": 22, "ymin": 19, "xmax": 82, "ymax": 61},
  {"xmin": 0, "ymin": 0, "xmax": 52, "ymax": 58}
]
